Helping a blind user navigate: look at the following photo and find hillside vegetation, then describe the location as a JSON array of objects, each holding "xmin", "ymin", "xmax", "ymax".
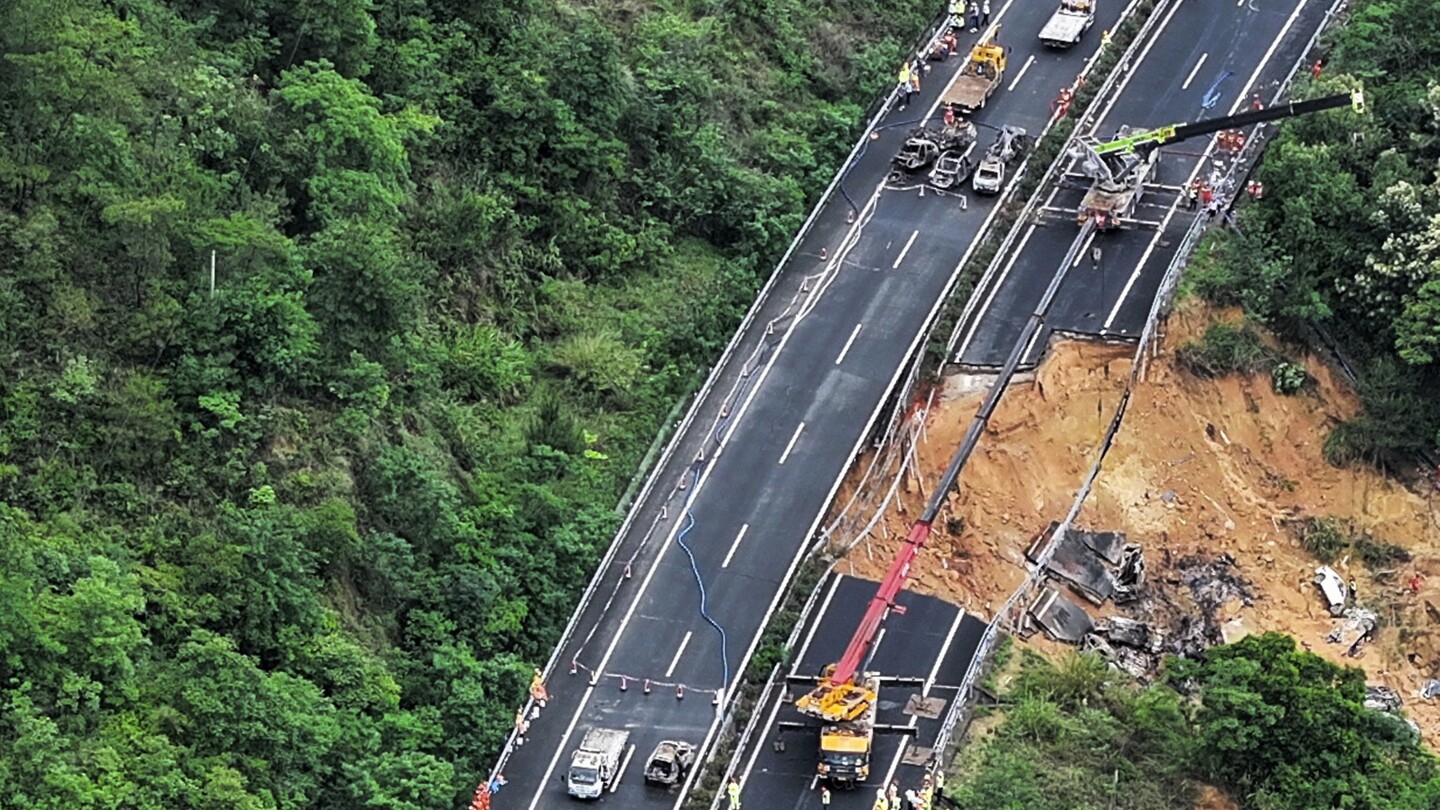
[
  {"xmin": 952, "ymin": 636, "xmax": 1440, "ymax": 810},
  {"xmin": 1186, "ymin": 0, "xmax": 1440, "ymax": 464},
  {"xmin": 0, "ymin": 0, "xmax": 936, "ymax": 806}
]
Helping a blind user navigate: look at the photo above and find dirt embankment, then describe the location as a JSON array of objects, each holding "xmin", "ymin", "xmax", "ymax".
[{"xmin": 841, "ymin": 301, "xmax": 1440, "ymax": 749}]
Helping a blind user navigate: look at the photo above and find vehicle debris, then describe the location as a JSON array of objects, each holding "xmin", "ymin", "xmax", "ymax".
[{"xmin": 1314, "ymin": 566, "xmax": 1348, "ymax": 616}]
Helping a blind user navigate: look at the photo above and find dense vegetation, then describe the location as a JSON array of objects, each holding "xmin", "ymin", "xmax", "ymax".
[
  {"xmin": 950, "ymin": 635, "xmax": 1440, "ymax": 810},
  {"xmin": 0, "ymin": 0, "xmax": 938, "ymax": 805},
  {"xmin": 1185, "ymin": 0, "xmax": 1440, "ymax": 464}
]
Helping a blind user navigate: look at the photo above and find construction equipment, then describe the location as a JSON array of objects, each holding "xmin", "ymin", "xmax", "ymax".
[
  {"xmin": 972, "ymin": 125, "xmax": 1030, "ymax": 194},
  {"xmin": 566, "ymin": 728, "xmax": 631, "ymax": 799},
  {"xmin": 793, "ymin": 517, "xmax": 936, "ymax": 786},
  {"xmin": 1039, "ymin": 0, "xmax": 1096, "ymax": 48},
  {"xmin": 1073, "ymin": 89, "xmax": 1364, "ymax": 229},
  {"xmin": 942, "ymin": 25, "xmax": 1007, "ymax": 112},
  {"xmin": 814, "ymin": 673, "xmax": 882, "ymax": 788},
  {"xmin": 642, "ymin": 740, "xmax": 695, "ymax": 786}
]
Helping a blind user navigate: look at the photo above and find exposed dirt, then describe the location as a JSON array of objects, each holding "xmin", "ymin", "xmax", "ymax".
[{"xmin": 839, "ymin": 301, "xmax": 1440, "ymax": 749}]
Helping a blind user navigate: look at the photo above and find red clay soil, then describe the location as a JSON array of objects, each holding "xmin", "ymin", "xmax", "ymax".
[{"xmin": 838, "ymin": 300, "xmax": 1440, "ymax": 751}]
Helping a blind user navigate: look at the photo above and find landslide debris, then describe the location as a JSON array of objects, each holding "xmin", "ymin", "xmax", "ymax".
[{"xmin": 838, "ymin": 302, "xmax": 1440, "ymax": 748}]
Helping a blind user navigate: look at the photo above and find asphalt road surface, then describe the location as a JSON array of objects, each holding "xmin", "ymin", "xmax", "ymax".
[
  {"xmin": 495, "ymin": 2, "xmax": 1127, "ymax": 807},
  {"xmin": 733, "ymin": 576, "xmax": 986, "ymax": 810},
  {"xmin": 952, "ymin": 0, "xmax": 1334, "ymax": 368}
]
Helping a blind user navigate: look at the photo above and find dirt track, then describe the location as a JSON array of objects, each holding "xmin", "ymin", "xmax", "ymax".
[{"xmin": 840, "ymin": 301, "xmax": 1440, "ymax": 750}]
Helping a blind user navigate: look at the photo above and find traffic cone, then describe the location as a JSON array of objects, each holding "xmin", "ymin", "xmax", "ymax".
[
  {"xmin": 677, "ymin": 683, "xmax": 686, "ymax": 700},
  {"xmin": 644, "ymin": 679, "xmax": 652, "ymax": 695},
  {"xmin": 620, "ymin": 676, "xmax": 629, "ymax": 692}
]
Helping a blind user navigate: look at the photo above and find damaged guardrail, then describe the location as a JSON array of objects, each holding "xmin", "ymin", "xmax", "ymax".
[{"xmin": 926, "ymin": 0, "xmax": 1351, "ymax": 774}]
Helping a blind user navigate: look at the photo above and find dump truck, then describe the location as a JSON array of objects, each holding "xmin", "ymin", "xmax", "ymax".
[
  {"xmin": 941, "ymin": 26, "xmax": 1007, "ymax": 112},
  {"xmin": 1039, "ymin": 0, "xmax": 1095, "ymax": 48},
  {"xmin": 567, "ymin": 728, "xmax": 631, "ymax": 799},
  {"xmin": 972, "ymin": 125, "xmax": 1029, "ymax": 194},
  {"xmin": 642, "ymin": 740, "xmax": 695, "ymax": 786},
  {"xmin": 811, "ymin": 673, "xmax": 881, "ymax": 788}
]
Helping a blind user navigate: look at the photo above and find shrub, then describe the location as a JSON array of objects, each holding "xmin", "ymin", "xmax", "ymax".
[
  {"xmin": 1271, "ymin": 361, "xmax": 1309, "ymax": 395},
  {"xmin": 1176, "ymin": 323, "xmax": 1278, "ymax": 377}
]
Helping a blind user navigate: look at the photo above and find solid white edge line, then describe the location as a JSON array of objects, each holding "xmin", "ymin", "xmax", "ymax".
[
  {"xmin": 1090, "ymin": 0, "xmax": 1187, "ymax": 131},
  {"xmin": 1181, "ymin": 52, "xmax": 1209, "ymax": 91},
  {"xmin": 735, "ymin": 575, "xmax": 848, "ymax": 788},
  {"xmin": 927, "ymin": 609, "xmax": 968, "ymax": 693},
  {"xmin": 892, "ymin": 230, "xmax": 921, "ymax": 269},
  {"xmin": 526, "ymin": 524, "xmax": 678, "ymax": 810},
  {"xmin": 779, "ymin": 422, "xmax": 806, "ymax": 465},
  {"xmin": 792, "ymin": 575, "xmax": 846, "ymax": 668},
  {"xmin": 1071, "ymin": 229, "xmax": 1096, "ymax": 267},
  {"xmin": 611, "ymin": 743, "xmax": 636, "ymax": 794},
  {"xmin": 1007, "ymin": 54, "xmax": 1036, "ymax": 92},
  {"xmin": 721, "ymin": 524, "xmax": 751, "ymax": 570},
  {"xmin": 675, "ymin": 0, "xmax": 1033, "ymax": 799},
  {"xmin": 953, "ymin": 223, "xmax": 1038, "ymax": 360},
  {"xmin": 666, "ymin": 631, "xmax": 694, "ymax": 679},
  {"xmin": 1103, "ymin": 0, "xmax": 1312, "ymax": 330},
  {"xmin": 835, "ymin": 323, "xmax": 865, "ymax": 366}
]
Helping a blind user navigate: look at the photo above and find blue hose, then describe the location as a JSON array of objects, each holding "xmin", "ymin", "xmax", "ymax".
[{"xmin": 674, "ymin": 466, "xmax": 731, "ymax": 686}]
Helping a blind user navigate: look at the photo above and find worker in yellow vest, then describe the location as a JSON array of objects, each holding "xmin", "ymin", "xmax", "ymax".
[{"xmin": 727, "ymin": 777, "xmax": 742, "ymax": 809}]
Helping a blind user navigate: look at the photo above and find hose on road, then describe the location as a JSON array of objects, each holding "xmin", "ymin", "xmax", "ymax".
[{"xmin": 675, "ymin": 466, "xmax": 732, "ymax": 687}]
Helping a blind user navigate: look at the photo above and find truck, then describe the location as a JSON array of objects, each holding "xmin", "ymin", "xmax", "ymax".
[
  {"xmin": 941, "ymin": 26, "xmax": 1007, "ymax": 113},
  {"xmin": 1070, "ymin": 90, "xmax": 1365, "ymax": 229},
  {"xmin": 972, "ymin": 125, "xmax": 1030, "ymax": 194},
  {"xmin": 813, "ymin": 674, "xmax": 882, "ymax": 788},
  {"xmin": 566, "ymin": 728, "xmax": 631, "ymax": 799},
  {"xmin": 642, "ymin": 740, "xmax": 695, "ymax": 786},
  {"xmin": 1039, "ymin": 0, "xmax": 1095, "ymax": 48}
]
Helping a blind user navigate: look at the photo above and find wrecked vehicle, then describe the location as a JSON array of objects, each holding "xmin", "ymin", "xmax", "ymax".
[
  {"xmin": 1314, "ymin": 566, "xmax": 1348, "ymax": 616},
  {"xmin": 642, "ymin": 740, "xmax": 695, "ymax": 786}
]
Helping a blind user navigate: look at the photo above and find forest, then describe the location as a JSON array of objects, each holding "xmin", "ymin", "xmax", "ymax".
[
  {"xmin": 5, "ymin": 0, "xmax": 1440, "ymax": 805},
  {"xmin": 1188, "ymin": 0, "xmax": 1440, "ymax": 463},
  {"xmin": 0, "ymin": 0, "xmax": 936, "ymax": 806},
  {"xmin": 949, "ymin": 635, "xmax": 1440, "ymax": 810}
]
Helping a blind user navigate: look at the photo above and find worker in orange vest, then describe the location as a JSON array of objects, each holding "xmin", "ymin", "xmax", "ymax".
[{"xmin": 1312, "ymin": 59, "xmax": 1324, "ymax": 79}]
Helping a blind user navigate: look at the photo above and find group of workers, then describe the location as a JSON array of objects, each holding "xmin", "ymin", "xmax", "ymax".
[
  {"xmin": 1215, "ymin": 129, "xmax": 1247, "ymax": 154},
  {"xmin": 897, "ymin": 59, "xmax": 924, "ymax": 107},
  {"xmin": 726, "ymin": 771, "xmax": 947, "ymax": 809},
  {"xmin": 947, "ymin": 0, "xmax": 991, "ymax": 32},
  {"xmin": 870, "ymin": 771, "xmax": 945, "ymax": 810}
]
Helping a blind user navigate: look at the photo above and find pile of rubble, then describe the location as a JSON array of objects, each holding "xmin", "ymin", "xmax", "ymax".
[{"xmin": 1022, "ymin": 525, "xmax": 1270, "ymax": 680}]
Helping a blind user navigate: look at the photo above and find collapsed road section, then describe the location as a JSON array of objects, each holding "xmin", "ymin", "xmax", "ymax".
[{"xmin": 483, "ymin": 0, "xmax": 1133, "ymax": 807}]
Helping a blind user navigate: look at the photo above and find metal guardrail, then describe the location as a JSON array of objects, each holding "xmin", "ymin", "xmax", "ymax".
[
  {"xmin": 943, "ymin": 0, "xmax": 1168, "ymax": 359},
  {"xmin": 481, "ymin": 10, "xmax": 967, "ymax": 792},
  {"xmin": 928, "ymin": 0, "xmax": 1350, "ymax": 769}
]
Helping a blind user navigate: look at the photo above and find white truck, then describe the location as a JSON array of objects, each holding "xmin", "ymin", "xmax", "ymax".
[
  {"xmin": 567, "ymin": 728, "xmax": 631, "ymax": 799},
  {"xmin": 1039, "ymin": 0, "xmax": 1095, "ymax": 48}
]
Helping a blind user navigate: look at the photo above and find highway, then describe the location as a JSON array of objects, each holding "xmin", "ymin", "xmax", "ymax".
[
  {"xmin": 951, "ymin": 0, "xmax": 1335, "ymax": 368},
  {"xmin": 725, "ymin": 0, "xmax": 1336, "ymax": 806},
  {"xmin": 736, "ymin": 576, "xmax": 985, "ymax": 810},
  {"xmin": 493, "ymin": 0, "xmax": 1128, "ymax": 806}
]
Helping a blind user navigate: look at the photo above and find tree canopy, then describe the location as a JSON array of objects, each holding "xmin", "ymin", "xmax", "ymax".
[
  {"xmin": 948, "ymin": 636, "xmax": 1440, "ymax": 810},
  {"xmin": 1184, "ymin": 0, "xmax": 1440, "ymax": 461},
  {"xmin": 0, "ymin": 0, "xmax": 936, "ymax": 805}
]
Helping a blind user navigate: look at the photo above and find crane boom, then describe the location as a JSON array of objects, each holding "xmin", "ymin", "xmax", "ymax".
[{"xmin": 1093, "ymin": 89, "xmax": 1363, "ymax": 156}]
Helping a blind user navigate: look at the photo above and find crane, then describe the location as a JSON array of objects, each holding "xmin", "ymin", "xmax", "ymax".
[
  {"xmin": 792, "ymin": 384, "xmax": 994, "ymax": 786},
  {"xmin": 1074, "ymin": 88, "xmax": 1364, "ymax": 228}
]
